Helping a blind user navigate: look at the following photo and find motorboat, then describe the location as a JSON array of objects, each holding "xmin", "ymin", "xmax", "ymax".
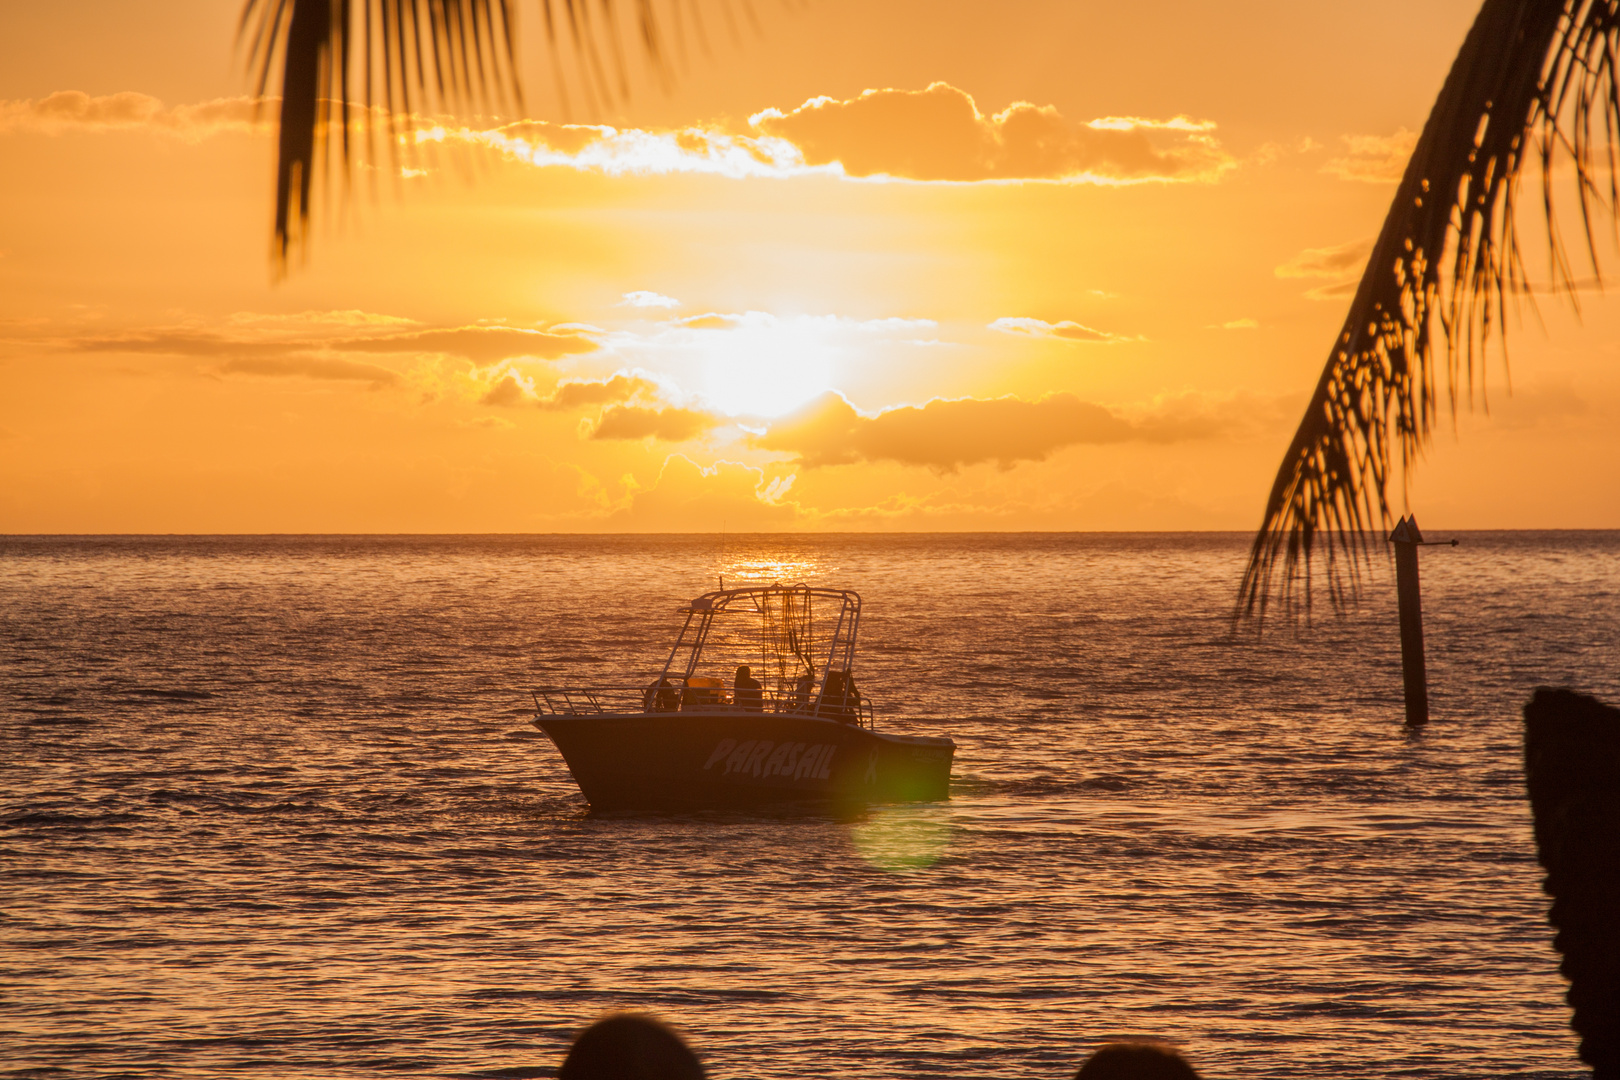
[{"xmin": 532, "ymin": 584, "xmax": 955, "ymax": 810}]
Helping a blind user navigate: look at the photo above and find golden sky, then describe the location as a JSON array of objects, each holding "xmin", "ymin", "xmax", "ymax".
[{"xmin": 3, "ymin": 0, "xmax": 1619, "ymax": 532}]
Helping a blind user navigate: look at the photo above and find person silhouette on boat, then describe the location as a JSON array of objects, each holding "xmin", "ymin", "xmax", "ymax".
[
  {"xmin": 643, "ymin": 676, "xmax": 679, "ymax": 713},
  {"xmin": 732, "ymin": 665, "xmax": 763, "ymax": 711},
  {"xmin": 790, "ymin": 666, "xmax": 816, "ymax": 713},
  {"xmin": 819, "ymin": 670, "xmax": 860, "ymax": 723}
]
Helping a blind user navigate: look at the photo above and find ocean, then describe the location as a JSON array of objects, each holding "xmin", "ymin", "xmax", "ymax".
[{"xmin": 4, "ymin": 532, "xmax": 1617, "ymax": 1080}]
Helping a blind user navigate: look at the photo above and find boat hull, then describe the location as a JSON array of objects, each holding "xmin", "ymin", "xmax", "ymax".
[{"xmin": 534, "ymin": 711, "xmax": 954, "ymax": 810}]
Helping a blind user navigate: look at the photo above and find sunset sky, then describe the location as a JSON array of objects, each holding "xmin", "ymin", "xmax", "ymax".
[{"xmin": 4, "ymin": 0, "xmax": 1620, "ymax": 532}]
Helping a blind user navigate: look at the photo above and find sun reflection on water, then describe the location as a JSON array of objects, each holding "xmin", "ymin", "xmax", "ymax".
[{"xmin": 718, "ymin": 552, "xmax": 825, "ymax": 586}]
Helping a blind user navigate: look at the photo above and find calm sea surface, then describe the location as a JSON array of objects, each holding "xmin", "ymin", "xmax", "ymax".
[{"xmin": 4, "ymin": 532, "xmax": 1618, "ymax": 1080}]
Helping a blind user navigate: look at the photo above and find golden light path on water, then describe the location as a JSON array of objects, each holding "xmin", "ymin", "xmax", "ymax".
[{"xmin": 720, "ymin": 552, "xmax": 825, "ymax": 586}]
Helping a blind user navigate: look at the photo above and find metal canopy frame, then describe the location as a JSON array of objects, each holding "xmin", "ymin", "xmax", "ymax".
[{"xmin": 657, "ymin": 584, "xmax": 861, "ymax": 704}]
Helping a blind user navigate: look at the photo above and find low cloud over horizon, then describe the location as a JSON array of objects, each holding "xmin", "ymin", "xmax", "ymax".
[
  {"xmin": 989, "ymin": 316, "xmax": 1139, "ymax": 344},
  {"xmin": 0, "ymin": 90, "xmax": 266, "ymax": 139},
  {"xmin": 752, "ymin": 392, "xmax": 1222, "ymax": 471},
  {"xmin": 575, "ymin": 389, "xmax": 1226, "ymax": 472},
  {"xmin": 8, "ymin": 84, "xmax": 1234, "ymax": 187},
  {"xmin": 1275, "ymin": 237, "xmax": 1374, "ymax": 300},
  {"xmin": 1321, "ymin": 129, "xmax": 1417, "ymax": 183},
  {"xmin": 59, "ymin": 315, "xmax": 599, "ymax": 382},
  {"xmin": 752, "ymin": 83, "xmax": 1233, "ymax": 183}
]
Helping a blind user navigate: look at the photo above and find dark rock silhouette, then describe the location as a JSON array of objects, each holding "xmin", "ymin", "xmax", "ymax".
[
  {"xmin": 1524, "ymin": 687, "xmax": 1620, "ymax": 1079},
  {"xmin": 1074, "ymin": 1041, "xmax": 1201, "ymax": 1079},
  {"xmin": 559, "ymin": 1012, "xmax": 705, "ymax": 1080}
]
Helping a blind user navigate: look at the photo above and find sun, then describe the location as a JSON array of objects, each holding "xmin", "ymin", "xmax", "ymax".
[{"xmin": 696, "ymin": 318, "xmax": 835, "ymax": 419}]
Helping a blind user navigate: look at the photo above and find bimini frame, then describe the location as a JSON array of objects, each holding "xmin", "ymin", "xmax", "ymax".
[{"xmin": 658, "ymin": 585, "xmax": 861, "ymax": 707}]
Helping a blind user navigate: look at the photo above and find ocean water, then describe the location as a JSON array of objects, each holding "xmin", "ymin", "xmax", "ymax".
[{"xmin": 4, "ymin": 532, "xmax": 1618, "ymax": 1080}]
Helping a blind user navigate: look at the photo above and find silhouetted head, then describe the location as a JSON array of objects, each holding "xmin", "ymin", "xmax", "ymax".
[
  {"xmin": 560, "ymin": 1013, "xmax": 704, "ymax": 1080},
  {"xmin": 1074, "ymin": 1042, "xmax": 1200, "ymax": 1080},
  {"xmin": 735, "ymin": 665, "xmax": 751, "ymax": 681}
]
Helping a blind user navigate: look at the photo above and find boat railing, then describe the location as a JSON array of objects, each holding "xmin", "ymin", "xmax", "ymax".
[{"xmin": 534, "ymin": 683, "xmax": 876, "ymax": 729}]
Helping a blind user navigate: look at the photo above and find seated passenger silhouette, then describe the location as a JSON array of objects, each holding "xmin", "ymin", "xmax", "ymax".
[
  {"xmin": 820, "ymin": 670, "xmax": 856, "ymax": 722},
  {"xmin": 680, "ymin": 677, "xmax": 722, "ymax": 711},
  {"xmin": 643, "ymin": 676, "xmax": 679, "ymax": 713},
  {"xmin": 733, "ymin": 664, "xmax": 763, "ymax": 711},
  {"xmin": 559, "ymin": 1012, "xmax": 705, "ymax": 1080},
  {"xmin": 1073, "ymin": 1042, "xmax": 1201, "ymax": 1079},
  {"xmin": 790, "ymin": 667, "xmax": 816, "ymax": 713}
]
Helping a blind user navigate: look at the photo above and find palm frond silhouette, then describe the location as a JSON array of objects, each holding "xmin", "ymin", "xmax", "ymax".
[
  {"xmin": 1242, "ymin": 0, "xmax": 1620, "ymax": 618},
  {"xmin": 240, "ymin": 0, "xmax": 673, "ymax": 268}
]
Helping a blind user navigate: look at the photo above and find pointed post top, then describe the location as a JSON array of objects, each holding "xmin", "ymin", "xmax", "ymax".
[{"xmin": 1389, "ymin": 515, "xmax": 1425, "ymax": 544}]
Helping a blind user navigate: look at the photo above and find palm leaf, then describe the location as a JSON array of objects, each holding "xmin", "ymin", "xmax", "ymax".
[
  {"xmin": 239, "ymin": 0, "xmax": 670, "ymax": 268},
  {"xmin": 1240, "ymin": 0, "xmax": 1620, "ymax": 619}
]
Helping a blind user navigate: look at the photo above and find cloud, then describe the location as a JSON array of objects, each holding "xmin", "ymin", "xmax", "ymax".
[
  {"xmin": 1301, "ymin": 279, "xmax": 1358, "ymax": 300},
  {"xmin": 620, "ymin": 291, "xmax": 681, "ymax": 309},
  {"xmin": 24, "ymin": 85, "xmax": 1231, "ymax": 188},
  {"xmin": 672, "ymin": 313, "xmax": 747, "ymax": 331},
  {"xmin": 1218, "ymin": 318, "xmax": 1259, "ymax": 330},
  {"xmin": 590, "ymin": 405, "xmax": 722, "ymax": 442},
  {"xmin": 609, "ymin": 456, "xmax": 799, "ymax": 530},
  {"xmin": 215, "ymin": 357, "xmax": 400, "ymax": 387},
  {"xmin": 1276, "ymin": 238, "xmax": 1373, "ymax": 300},
  {"xmin": 750, "ymin": 83, "xmax": 1233, "ymax": 183},
  {"xmin": 988, "ymin": 316, "xmax": 1138, "ymax": 344},
  {"xmin": 1323, "ymin": 129, "xmax": 1417, "ymax": 183},
  {"xmin": 646, "ymin": 310, "xmax": 939, "ymax": 349},
  {"xmin": 472, "ymin": 83, "xmax": 1229, "ymax": 185},
  {"xmin": 480, "ymin": 374, "xmax": 532, "ymax": 406},
  {"xmin": 227, "ymin": 309, "xmax": 420, "ymax": 328},
  {"xmin": 332, "ymin": 326, "xmax": 596, "ymax": 362},
  {"xmin": 0, "ymin": 91, "xmax": 267, "ymax": 139},
  {"xmin": 750, "ymin": 391, "xmax": 1219, "ymax": 472},
  {"xmin": 469, "ymin": 117, "xmax": 805, "ymax": 180},
  {"xmin": 480, "ymin": 372, "xmax": 667, "ymax": 411},
  {"xmin": 68, "ymin": 321, "xmax": 597, "ymax": 365},
  {"xmin": 71, "ymin": 328, "xmax": 322, "ymax": 360},
  {"xmin": 1275, "ymin": 239, "xmax": 1374, "ymax": 279},
  {"xmin": 538, "ymin": 373, "xmax": 661, "ymax": 410},
  {"xmin": 64, "ymin": 326, "xmax": 399, "ymax": 387}
]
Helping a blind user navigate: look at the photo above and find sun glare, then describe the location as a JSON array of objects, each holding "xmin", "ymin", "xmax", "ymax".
[{"xmin": 698, "ymin": 323, "xmax": 834, "ymax": 419}]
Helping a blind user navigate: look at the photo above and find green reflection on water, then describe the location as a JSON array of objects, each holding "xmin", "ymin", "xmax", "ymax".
[{"xmin": 850, "ymin": 804, "xmax": 953, "ymax": 872}]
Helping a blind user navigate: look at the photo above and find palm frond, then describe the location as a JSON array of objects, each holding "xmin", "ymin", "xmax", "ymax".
[
  {"xmin": 240, "ymin": 0, "xmax": 670, "ymax": 269},
  {"xmin": 1240, "ymin": 0, "xmax": 1620, "ymax": 620}
]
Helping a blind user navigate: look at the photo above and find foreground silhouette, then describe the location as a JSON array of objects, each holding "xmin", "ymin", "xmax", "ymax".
[
  {"xmin": 1524, "ymin": 686, "xmax": 1620, "ymax": 1079},
  {"xmin": 560, "ymin": 1013, "xmax": 705, "ymax": 1080},
  {"xmin": 557, "ymin": 1015, "xmax": 1204, "ymax": 1080},
  {"xmin": 240, "ymin": 0, "xmax": 669, "ymax": 267},
  {"xmin": 1074, "ymin": 1041, "xmax": 1201, "ymax": 1079}
]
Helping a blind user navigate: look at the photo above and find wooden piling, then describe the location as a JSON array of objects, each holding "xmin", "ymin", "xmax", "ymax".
[{"xmin": 1389, "ymin": 516, "xmax": 1429, "ymax": 727}]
